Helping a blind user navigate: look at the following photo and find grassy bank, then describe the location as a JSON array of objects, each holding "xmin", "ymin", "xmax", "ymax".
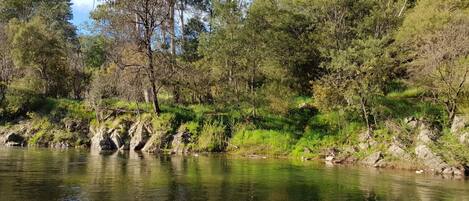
[{"xmin": 3, "ymin": 84, "xmax": 463, "ymax": 167}]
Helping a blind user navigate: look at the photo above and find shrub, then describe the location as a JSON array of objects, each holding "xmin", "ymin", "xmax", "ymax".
[
  {"xmin": 197, "ymin": 121, "xmax": 226, "ymax": 152},
  {"xmin": 152, "ymin": 113, "xmax": 176, "ymax": 133}
]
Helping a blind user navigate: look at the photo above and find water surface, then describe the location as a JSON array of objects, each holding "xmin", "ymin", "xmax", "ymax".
[{"xmin": 0, "ymin": 147, "xmax": 468, "ymax": 201}]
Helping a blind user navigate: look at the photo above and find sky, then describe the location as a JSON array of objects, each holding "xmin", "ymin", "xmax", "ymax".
[{"xmin": 71, "ymin": 0, "xmax": 99, "ymax": 30}]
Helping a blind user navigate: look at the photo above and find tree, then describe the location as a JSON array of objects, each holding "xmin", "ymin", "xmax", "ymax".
[
  {"xmin": 93, "ymin": 0, "xmax": 176, "ymax": 115},
  {"xmin": 410, "ymin": 21, "xmax": 469, "ymax": 124},
  {"xmin": 0, "ymin": 23, "xmax": 15, "ymax": 104},
  {"xmin": 397, "ymin": 0, "xmax": 469, "ymax": 124},
  {"xmin": 8, "ymin": 16, "xmax": 70, "ymax": 97},
  {"xmin": 314, "ymin": 38, "xmax": 394, "ymax": 131}
]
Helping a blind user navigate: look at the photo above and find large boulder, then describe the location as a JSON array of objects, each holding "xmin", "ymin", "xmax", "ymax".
[
  {"xmin": 171, "ymin": 129, "xmax": 192, "ymax": 154},
  {"xmin": 358, "ymin": 131, "xmax": 376, "ymax": 150},
  {"xmin": 414, "ymin": 145, "xmax": 464, "ymax": 175},
  {"xmin": 110, "ymin": 129, "xmax": 126, "ymax": 150},
  {"xmin": 387, "ymin": 140, "xmax": 411, "ymax": 161},
  {"xmin": 451, "ymin": 115, "xmax": 469, "ymax": 133},
  {"xmin": 362, "ymin": 152, "xmax": 384, "ymax": 167},
  {"xmin": 1, "ymin": 132, "xmax": 25, "ymax": 147},
  {"xmin": 415, "ymin": 145, "xmax": 448, "ymax": 172},
  {"xmin": 90, "ymin": 126, "xmax": 117, "ymax": 152},
  {"xmin": 416, "ymin": 122, "xmax": 440, "ymax": 145},
  {"xmin": 129, "ymin": 121, "xmax": 150, "ymax": 151},
  {"xmin": 142, "ymin": 131, "xmax": 168, "ymax": 153}
]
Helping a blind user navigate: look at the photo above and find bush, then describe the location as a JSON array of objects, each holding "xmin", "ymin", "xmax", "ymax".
[
  {"xmin": 197, "ymin": 121, "xmax": 226, "ymax": 152},
  {"xmin": 1, "ymin": 86, "xmax": 44, "ymax": 118},
  {"xmin": 151, "ymin": 113, "xmax": 176, "ymax": 133}
]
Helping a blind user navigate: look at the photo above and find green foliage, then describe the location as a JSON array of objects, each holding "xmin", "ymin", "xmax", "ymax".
[
  {"xmin": 231, "ymin": 129, "xmax": 296, "ymax": 156},
  {"xmin": 396, "ymin": 0, "xmax": 467, "ymax": 45},
  {"xmin": 434, "ymin": 131, "xmax": 469, "ymax": 166},
  {"xmin": 1, "ymin": 84, "xmax": 44, "ymax": 118},
  {"xmin": 79, "ymin": 35, "xmax": 108, "ymax": 68},
  {"xmin": 151, "ymin": 113, "xmax": 176, "ymax": 133},
  {"xmin": 196, "ymin": 121, "xmax": 227, "ymax": 152},
  {"xmin": 8, "ymin": 16, "xmax": 70, "ymax": 97}
]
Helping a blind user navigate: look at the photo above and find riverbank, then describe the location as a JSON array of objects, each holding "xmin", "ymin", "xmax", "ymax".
[{"xmin": 1, "ymin": 96, "xmax": 469, "ymax": 177}]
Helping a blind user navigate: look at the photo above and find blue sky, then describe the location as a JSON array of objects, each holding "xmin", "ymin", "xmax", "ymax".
[{"xmin": 71, "ymin": 0, "xmax": 99, "ymax": 30}]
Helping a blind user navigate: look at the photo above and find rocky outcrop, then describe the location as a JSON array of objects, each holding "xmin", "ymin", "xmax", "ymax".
[
  {"xmin": 414, "ymin": 145, "xmax": 464, "ymax": 176},
  {"xmin": 142, "ymin": 131, "xmax": 167, "ymax": 153},
  {"xmin": 416, "ymin": 122, "xmax": 440, "ymax": 145},
  {"xmin": 1, "ymin": 132, "xmax": 25, "ymax": 146},
  {"xmin": 362, "ymin": 152, "xmax": 385, "ymax": 167},
  {"xmin": 128, "ymin": 121, "xmax": 151, "ymax": 151},
  {"xmin": 110, "ymin": 130, "xmax": 125, "ymax": 150},
  {"xmin": 358, "ymin": 131, "xmax": 376, "ymax": 150},
  {"xmin": 90, "ymin": 126, "xmax": 117, "ymax": 152},
  {"xmin": 451, "ymin": 115, "xmax": 469, "ymax": 133},
  {"xmin": 171, "ymin": 129, "xmax": 192, "ymax": 154},
  {"xmin": 387, "ymin": 138, "xmax": 411, "ymax": 161},
  {"xmin": 451, "ymin": 115, "xmax": 469, "ymax": 144}
]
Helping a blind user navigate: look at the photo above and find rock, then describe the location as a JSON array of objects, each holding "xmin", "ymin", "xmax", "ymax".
[
  {"xmin": 325, "ymin": 156, "xmax": 335, "ymax": 162},
  {"xmin": 90, "ymin": 127, "xmax": 117, "ymax": 152},
  {"xmin": 387, "ymin": 138, "xmax": 412, "ymax": 160},
  {"xmin": 62, "ymin": 118, "xmax": 88, "ymax": 133},
  {"xmin": 404, "ymin": 117, "xmax": 419, "ymax": 129},
  {"xmin": 142, "ymin": 131, "xmax": 167, "ymax": 153},
  {"xmin": 442, "ymin": 167, "xmax": 465, "ymax": 176},
  {"xmin": 459, "ymin": 132, "xmax": 469, "ymax": 144},
  {"xmin": 50, "ymin": 142, "xmax": 70, "ymax": 149},
  {"xmin": 171, "ymin": 130, "xmax": 192, "ymax": 154},
  {"xmin": 416, "ymin": 122, "xmax": 440, "ymax": 145},
  {"xmin": 2, "ymin": 133, "xmax": 25, "ymax": 147},
  {"xmin": 451, "ymin": 115, "xmax": 469, "ymax": 133},
  {"xmin": 110, "ymin": 130, "xmax": 125, "ymax": 150},
  {"xmin": 362, "ymin": 152, "xmax": 383, "ymax": 167},
  {"xmin": 358, "ymin": 131, "xmax": 376, "ymax": 150},
  {"xmin": 415, "ymin": 145, "xmax": 449, "ymax": 173},
  {"xmin": 129, "ymin": 121, "xmax": 150, "ymax": 151}
]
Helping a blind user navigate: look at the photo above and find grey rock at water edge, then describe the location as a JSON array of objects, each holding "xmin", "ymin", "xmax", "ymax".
[
  {"xmin": 387, "ymin": 143, "xmax": 411, "ymax": 161},
  {"xmin": 142, "ymin": 131, "xmax": 166, "ymax": 153},
  {"xmin": 1, "ymin": 132, "xmax": 25, "ymax": 146},
  {"xmin": 362, "ymin": 152, "xmax": 384, "ymax": 167},
  {"xmin": 414, "ymin": 145, "xmax": 464, "ymax": 175},
  {"xmin": 90, "ymin": 128, "xmax": 117, "ymax": 152},
  {"xmin": 129, "ymin": 122, "xmax": 150, "ymax": 151},
  {"xmin": 110, "ymin": 130, "xmax": 125, "ymax": 150},
  {"xmin": 171, "ymin": 130, "xmax": 192, "ymax": 154}
]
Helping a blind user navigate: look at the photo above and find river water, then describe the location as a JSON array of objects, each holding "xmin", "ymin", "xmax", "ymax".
[{"xmin": 0, "ymin": 147, "xmax": 468, "ymax": 201}]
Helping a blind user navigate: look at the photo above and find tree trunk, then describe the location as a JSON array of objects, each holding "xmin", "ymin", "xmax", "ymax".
[
  {"xmin": 150, "ymin": 80, "xmax": 161, "ymax": 115},
  {"xmin": 179, "ymin": 0, "xmax": 185, "ymax": 44},
  {"xmin": 360, "ymin": 94, "xmax": 371, "ymax": 132},
  {"xmin": 147, "ymin": 33, "xmax": 161, "ymax": 115},
  {"xmin": 169, "ymin": 0, "xmax": 180, "ymax": 104}
]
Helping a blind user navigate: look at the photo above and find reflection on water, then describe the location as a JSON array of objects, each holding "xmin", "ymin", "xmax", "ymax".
[{"xmin": 0, "ymin": 147, "xmax": 468, "ymax": 201}]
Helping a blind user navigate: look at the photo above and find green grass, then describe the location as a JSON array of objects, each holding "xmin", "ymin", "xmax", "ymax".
[
  {"xmin": 196, "ymin": 121, "xmax": 227, "ymax": 152},
  {"xmin": 231, "ymin": 128, "xmax": 296, "ymax": 156},
  {"xmin": 40, "ymin": 98, "xmax": 95, "ymax": 120}
]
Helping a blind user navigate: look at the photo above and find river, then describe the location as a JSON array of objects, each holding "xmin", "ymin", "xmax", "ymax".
[{"xmin": 0, "ymin": 147, "xmax": 468, "ymax": 201}]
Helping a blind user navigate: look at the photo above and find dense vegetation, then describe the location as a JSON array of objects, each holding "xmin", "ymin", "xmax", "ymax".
[{"xmin": 1, "ymin": 0, "xmax": 469, "ymax": 161}]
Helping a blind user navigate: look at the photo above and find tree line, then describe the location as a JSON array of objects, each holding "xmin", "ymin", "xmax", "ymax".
[{"xmin": 1, "ymin": 0, "xmax": 468, "ymax": 130}]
